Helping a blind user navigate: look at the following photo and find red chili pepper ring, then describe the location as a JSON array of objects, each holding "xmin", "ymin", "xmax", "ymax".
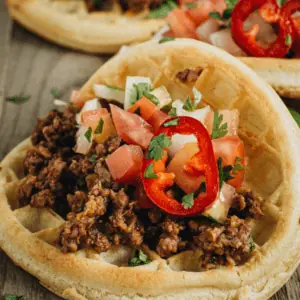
[{"xmin": 141, "ymin": 116, "xmax": 219, "ymax": 216}]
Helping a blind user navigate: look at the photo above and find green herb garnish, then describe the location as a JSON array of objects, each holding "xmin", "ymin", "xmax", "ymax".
[
  {"xmin": 209, "ymin": 12, "xmax": 222, "ymax": 19},
  {"xmin": 211, "ymin": 110, "xmax": 228, "ymax": 139},
  {"xmin": 148, "ymin": 0, "xmax": 177, "ymax": 18},
  {"xmin": 144, "ymin": 163, "xmax": 158, "ymax": 179},
  {"xmin": 225, "ymin": 0, "xmax": 238, "ymax": 10},
  {"xmin": 84, "ymin": 127, "xmax": 93, "ymax": 143},
  {"xmin": 94, "ymin": 119, "xmax": 104, "ymax": 134},
  {"xmin": 285, "ymin": 34, "xmax": 292, "ymax": 47},
  {"xmin": 182, "ymin": 96, "xmax": 194, "ymax": 111},
  {"xmin": 182, "ymin": 88, "xmax": 201, "ymax": 111},
  {"xmin": 277, "ymin": 0, "xmax": 287, "ymax": 6},
  {"xmin": 50, "ymin": 88, "xmax": 61, "ymax": 98},
  {"xmin": 144, "ymin": 91, "xmax": 159, "ymax": 105},
  {"xmin": 88, "ymin": 154, "xmax": 98, "ymax": 164},
  {"xmin": 249, "ymin": 233, "xmax": 255, "ymax": 253},
  {"xmin": 217, "ymin": 157, "xmax": 234, "ymax": 188},
  {"xmin": 288, "ymin": 107, "xmax": 300, "ymax": 127},
  {"xmin": 182, "ymin": 193, "xmax": 194, "ymax": 209},
  {"xmin": 3, "ymin": 296, "xmax": 24, "ymax": 300},
  {"xmin": 128, "ymin": 249, "xmax": 151, "ymax": 266},
  {"xmin": 129, "ymin": 82, "xmax": 152, "ymax": 106},
  {"xmin": 168, "ymin": 107, "xmax": 177, "ymax": 116},
  {"xmin": 159, "ymin": 37, "xmax": 175, "ymax": 44},
  {"xmin": 163, "ymin": 118, "xmax": 179, "ymax": 127},
  {"xmin": 146, "ymin": 133, "xmax": 171, "ymax": 161},
  {"xmin": 106, "ymin": 84, "xmax": 123, "ymax": 91},
  {"xmin": 6, "ymin": 95, "xmax": 31, "ymax": 104},
  {"xmin": 232, "ymin": 157, "xmax": 244, "ymax": 175}
]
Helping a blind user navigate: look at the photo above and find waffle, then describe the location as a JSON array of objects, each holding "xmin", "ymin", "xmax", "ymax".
[{"xmin": 0, "ymin": 39, "xmax": 300, "ymax": 299}]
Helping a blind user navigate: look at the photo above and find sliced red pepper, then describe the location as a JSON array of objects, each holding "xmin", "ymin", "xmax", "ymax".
[
  {"xmin": 231, "ymin": 0, "xmax": 294, "ymax": 58},
  {"xmin": 141, "ymin": 116, "xmax": 219, "ymax": 216}
]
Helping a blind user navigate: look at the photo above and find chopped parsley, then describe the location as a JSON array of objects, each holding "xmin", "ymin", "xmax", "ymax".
[
  {"xmin": 148, "ymin": 0, "xmax": 177, "ymax": 18},
  {"xmin": 146, "ymin": 133, "xmax": 171, "ymax": 161},
  {"xmin": 232, "ymin": 157, "xmax": 244, "ymax": 175},
  {"xmin": 128, "ymin": 249, "xmax": 151, "ymax": 266},
  {"xmin": 182, "ymin": 193, "xmax": 194, "ymax": 209},
  {"xmin": 50, "ymin": 88, "xmax": 61, "ymax": 98},
  {"xmin": 225, "ymin": 0, "xmax": 238, "ymax": 10},
  {"xmin": 182, "ymin": 88, "xmax": 201, "ymax": 111},
  {"xmin": 3, "ymin": 296, "xmax": 24, "ymax": 300},
  {"xmin": 144, "ymin": 91, "xmax": 159, "ymax": 105},
  {"xmin": 106, "ymin": 84, "xmax": 123, "ymax": 91},
  {"xmin": 6, "ymin": 94, "xmax": 30, "ymax": 104},
  {"xmin": 186, "ymin": 3, "xmax": 197, "ymax": 8},
  {"xmin": 209, "ymin": 11, "xmax": 222, "ymax": 20},
  {"xmin": 217, "ymin": 157, "xmax": 234, "ymax": 188},
  {"xmin": 249, "ymin": 233, "xmax": 255, "ymax": 253},
  {"xmin": 94, "ymin": 118, "xmax": 104, "ymax": 134},
  {"xmin": 161, "ymin": 103, "xmax": 172, "ymax": 112},
  {"xmin": 209, "ymin": 0, "xmax": 238, "ymax": 25},
  {"xmin": 89, "ymin": 154, "xmax": 98, "ymax": 164},
  {"xmin": 168, "ymin": 107, "xmax": 177, "ymax": 116},
  {"xmin": 288, "ymin": 107, "xmax": 300, "ymax": 127},
  {"xmin": 84, "ymin": 127, "xmax": 93, "ymax": 142},
  {"xmin": 163, "ymin": 118, "xmax": 179, "ymax": 127},
  {"xmin": 211, "ymin": 110, "xmax": 228, "ymax": 139},
  {"xmin": 129, "ymin": 83, "xmax": 152, "ymax": 106},
  {"xmin": 285, "ymin": 34, "xmax": 292, "ymax": 47},
  {"xmin": 159, "ymin": 37, "xmax": 175, "ymax": 44},
  {"xmin": 144, "ymin": 163, "xmax": 158, "ymax": 179}
]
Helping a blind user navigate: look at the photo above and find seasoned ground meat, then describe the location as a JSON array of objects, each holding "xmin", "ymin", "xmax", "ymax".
[
  {"xmin": 176, "ymin": 67, "xmax": 202, "ymax": 83},
  {"xmin": 19, "ymin": 105, "xmax": 263, "ymax": 269}
]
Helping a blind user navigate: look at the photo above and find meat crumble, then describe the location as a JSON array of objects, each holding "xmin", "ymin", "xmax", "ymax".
[{"xmin": 18, "ymin": 105, "xmax": 263, "ymax": 269}]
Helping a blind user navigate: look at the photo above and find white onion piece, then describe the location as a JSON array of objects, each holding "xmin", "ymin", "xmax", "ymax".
[
  {"xmin": 196, "ymin": 19, "xmax": 220, "ymax": 43},
  {"xmin": 172, "ymin": 100, "xmax": 211, "ymax": 124},
  {"xmin": 152, "ymin": 24, "xmax": 171, "ymax": 41},
  {"xmin": 53, "ymin": 99, "xmax": 68, "ymax": 107},
  {"xmin": 150, "ymin": 86, "xmax": 172, "ymax": 108},
  {"xmin": 76, "ymin": 98, "xmax": 101, "ymax": 124},
  {"xmin": 209, "ymin": 29, "xmax": 246, "ymax": 56},
  {"xmin": 93, "ymin": 84, "xmax": 125, "ymax": 103},
  {"xmin": 74, "ymin": 125, "xmax": 92, "ymax": 155},
  {"xmin": 169, "ymin": 134, "xmax": 197, "ymax": 158},
  {"xmin": 124, "ymin": 76, "xmax": 152, "ymax": 110}
]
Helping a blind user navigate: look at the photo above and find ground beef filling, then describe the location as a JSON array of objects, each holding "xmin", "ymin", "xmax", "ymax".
[{"xmin": 18, "ymin": 107, "xmax": 263, "ymax": 269}]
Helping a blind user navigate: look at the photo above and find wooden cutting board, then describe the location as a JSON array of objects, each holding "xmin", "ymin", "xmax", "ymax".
[{"xmin": 0, "ymin": 2, "xmax": 299, "ymax": 299}]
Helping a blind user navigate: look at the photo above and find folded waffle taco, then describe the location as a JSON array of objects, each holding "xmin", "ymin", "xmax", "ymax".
[
  {"xmin": 7, "ymin": 0, "xmax": 300, "ymax": 99},
  {"xmin": 0, "ymin": 39, "xmax": 300, "ymax": 300}
]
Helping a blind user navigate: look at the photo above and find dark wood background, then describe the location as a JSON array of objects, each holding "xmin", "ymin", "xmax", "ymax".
[{"xmin": 0, "ymin": 1, "xmax": 299, "ymax": 299}]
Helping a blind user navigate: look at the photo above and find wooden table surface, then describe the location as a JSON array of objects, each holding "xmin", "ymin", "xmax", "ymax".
[{"xmin": 0, "ymin": 2, "xmax": 299, "ymax": 299}]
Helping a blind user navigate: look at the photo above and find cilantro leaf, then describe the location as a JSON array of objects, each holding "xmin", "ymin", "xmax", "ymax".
[
  {"xmin": 84, "ymin": 127, "xmax": 93, "ymax": 143},
  {"xmin": 288, "ymin": 107, "xmax": 300, "ymax": 127},
  {"xmin": 88, "ymin": 154, "xmax": 98, "ymax": 164},
  {"xmin": 144, "ymin": 163, "xmax": 158, "ymax": 179},
  {"xmin": 130, "ymin": 83, "xmax": 152, "ymax": 106},
  {"xmin": 182, "ymin": 193, "xmax": 194, "ymax": 209},
  {"xmin": 161, "ymin": 103, "xmax": 172, "ymax": 112},
  {"xmin": 225, "ymin": 0, "xmax": 238, "ymax": 10},
  {"xmin": 277, "ymin": 0, "xmax": 287, "ymax": 6},
  {"xmin": 163, "ymin": 118, "xmax": 179, "ymax": 127},
  {"xmin": 209, "ymin": 11, "xmax": 222, "ymax": 19},
  {"xmin": 128, "ymin": 249, "xmax": 151, "ymax": 266},
  {"xmin": 146, "ymin": 133, "xmax": 171, "ymax": 161},
  {"xmin": 217, "ymin": 157, "xmax": 234, "ymax": 188},
  {"xmin": 159, "ymin": 37, "xmax": 175, "ymax": 44},
  {"xmin": 3, "ymin": 296, "xmax": 24, "ymax": 300},
  {"xmin": 211, "ymin": 110, "xmax": 228, "ymax": 139},
  {"xmin": 148, "ymin": 0, "xmax": 177, "ymax": 18},
  {"xmin": 285, "ymin": 34, "xmax": 292, "ymax": 47},
  {"xmin": 182, "ymin": 88, "xmax": 201, "ymax": 111},
  {"xmin": 192, "ymin": 87, "xmax": 202, "ymax": 107},
  {"xmin": 94, "ymin": 118, "xmax": 104, "ymax": 134},
  {"xmin": 168, "ymin": 107, "xmax": 177, "ymax": 116},
  {"xmin": 232, "ymin": 157, "xmax": 244, "ymax": 175},
  {"xmin": 143, "ymin": 91, "xmax": 159, "ymax": 105},
  {"xmin": 50, "ymin": 88, "xmax": 61, "ymax": 98},
  {"xmin": 6, "ymin": 94, "xmax": 30, "ymax": 104},
  {"xmin": 182, "ymin": 96, "xmax": 194, "ymax": 111},
  {"xmin": 106, "ymin": 84, "xmax": 123, "ymax": 91},
  {"xmin": 249, "ymin": 233, "xmax": 255, "ymax": 253}
]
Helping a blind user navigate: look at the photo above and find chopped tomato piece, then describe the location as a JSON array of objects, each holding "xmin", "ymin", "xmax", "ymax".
[
  {"xmin": 187, "ymin": 1, "xmax": 215, "ymax": 26},
  {"xmin": 110, "ymin": 104, "xmax": 154, "ymax": 149},
  {"xmin": 205, "ymin": 109, "xmax": 239, "ymax": 137},
  {"xmin": 167, "ymin": 8, "xmax": 197, "ymax": 39},
  {"xmin": 81, "ymin": 108, "xmax": 109, "ymax": 129},
  {"xmin": 212, "ymin": 136, "xmax": 245, "ymax": 188},
  {"xmin": 167, "ymin": 142, "xmax": 204, "ymax": 194},
  {"xmin": 148, "ymin": 110, "xmax": 170, "ymax": 132},
  {"xmin": 128, "ymin": 96, "xmax": 158, "ymax": 121},
  {"xmin": 70, "ymin": 90, "xmax": 84, "ymax": 108},
  {"xmin": 106, "ymin": 145, "xmax": 143, "ymax": 183}
]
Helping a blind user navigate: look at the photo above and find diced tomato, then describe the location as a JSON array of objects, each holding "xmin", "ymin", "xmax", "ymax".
[
  {"xmin": 148, "ymin": 110, "xmax": 170, "ymax": 132},
  {"xmin": 167, "ymin": 142, "xmax": 204, "ymax": 194},
  {"xmin": 106, "ymin": 145, "xmax": 143, "ymax": 183},
  {"xmin": 70, "ymin": 90, "xmax": 84, "ymax": 108},
  {"xmin": 110, "ymin": 104, "xmax": 154, "ymax": 149},
  {"xmin": 212, "ymin": 136, "xmax": 245, "ymax": 188},
  {"xmin": 81, "ymin": 108, "xmax": 109, "ymax": 129},
  {"xmin": 128, "ymin": 96, "xmax": 158, "ymax": 121},
  {"xmin": 205, "ymin": 109, "xmax": 239, "ymax": 137},
  {"xmin": 135, "ymin": 180, "xmax": 154, "ymax": 209},
  {"xmin": 167, "ymin": 8, "xmax": 197, "ymax": 39}
]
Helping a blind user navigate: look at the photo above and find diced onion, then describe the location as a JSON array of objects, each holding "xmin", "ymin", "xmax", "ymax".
[
  {"xmin": 74, "ymin": 125, "xmax": 92, "ymax": 155},
  {"xmin": 152, "ymin": 24, "xmax": 171, "ymax": 41},
  {"xmin": 150, "ymin": 86, "xmax": 172, "ymax": 108},
  {"xmin": 93, "ymin": 84, "xmax": 125, "ymax": 104},
  {"xmin": 168, "ymin": 134, "xmax": 197, "ymax": 158},
  {"xmin": 124, "ymin": 76, "xmax": 152, "ymax": 110},
  {"xmin": 76, "ymin": 98, "xmax": 101, "ymax": 124},
  {"xmin": 53, "ymin": 99, "xmax": 68, "ymax": 107}
]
